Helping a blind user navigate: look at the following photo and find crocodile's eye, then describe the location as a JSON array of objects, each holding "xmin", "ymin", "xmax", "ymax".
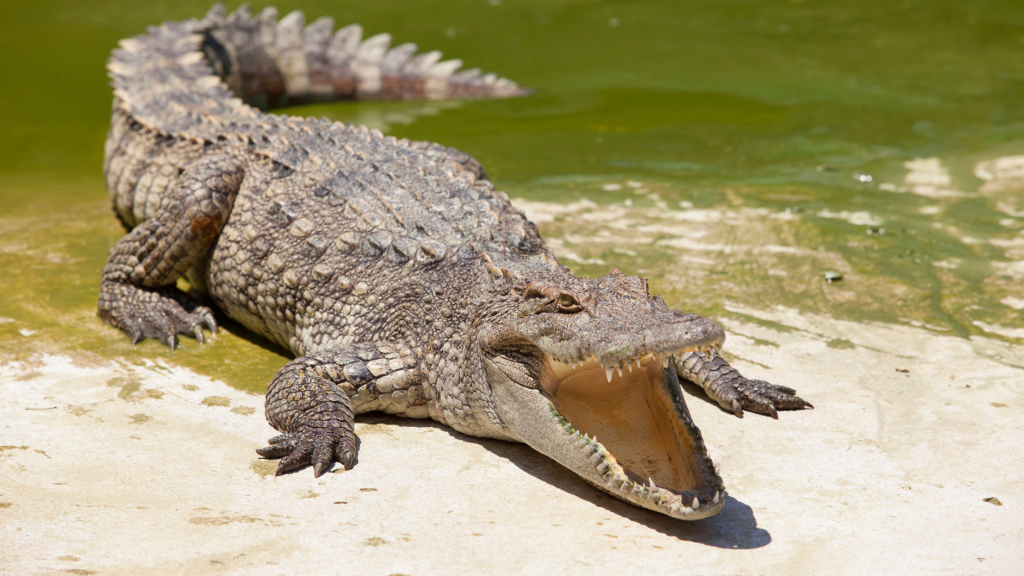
[
  {"xmin": 522, "ymin": 282, "xmax": 585, "ymax": 315},
  {"xmin": 556, "ymin": 293, "xmax": 585, "ymax": 314}
]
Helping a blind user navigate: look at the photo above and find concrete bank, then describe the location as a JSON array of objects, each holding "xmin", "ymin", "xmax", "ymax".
[{"xmin": 1, "ymin": 305, "xmax": 1021, "ymax": 575}]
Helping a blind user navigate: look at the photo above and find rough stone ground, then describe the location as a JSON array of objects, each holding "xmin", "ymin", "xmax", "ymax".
[{"xmin": 1, "ymin": 305, "xmax": 1021, "ymax": 575}]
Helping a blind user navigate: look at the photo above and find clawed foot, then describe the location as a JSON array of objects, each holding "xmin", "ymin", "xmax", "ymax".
[
  {"xmin": 98, "ymin": 283, "xmax": 216, "ymax": 350},
  {"xmin": 720, "ymin": 379, "xmax": 813, "ymax": 419},
  {"xmin": 256, "ymin": 427, "xmax": 356, "ymax": 478},
  {"xmin": 675, "ymin": 351, "xmax": 813, "ymax": 419}
]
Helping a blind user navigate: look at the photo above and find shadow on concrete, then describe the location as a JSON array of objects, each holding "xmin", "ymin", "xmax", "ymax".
[
  {"xmin": 214, "ymin": 314, "xmax": 293, "ymax": 360},
  {"xmin": 352, "ymin": 413, "xmax": 771, "ymax": 549}
]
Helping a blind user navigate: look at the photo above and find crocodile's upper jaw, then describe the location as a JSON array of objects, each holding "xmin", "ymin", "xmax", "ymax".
[{"xmin": 488, "ymin": 346, "xmax": 726, "ymax": 521}]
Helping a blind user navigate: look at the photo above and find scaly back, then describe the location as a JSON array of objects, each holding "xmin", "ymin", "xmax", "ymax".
[{"xmin": 106, "ymin": 3, "xmax": 552, "ymax": 268}]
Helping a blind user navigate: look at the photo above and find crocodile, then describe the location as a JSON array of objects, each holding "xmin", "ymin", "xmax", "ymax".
[{"xmin": 99, "ymin": 3, "xmax": 812, "ymax": 521}]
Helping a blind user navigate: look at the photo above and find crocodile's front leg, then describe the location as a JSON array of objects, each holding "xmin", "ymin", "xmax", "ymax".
[
  {"xmin": 675, "ymin": 350, "xmax": 813, "ymax": 419},
  {"xmin": 98, "ymin": 154, "xmax": 244, "ymax": 349},
  {"xmin": 257, "ymin": 343, "xmax": 422, "ymax": 477}
]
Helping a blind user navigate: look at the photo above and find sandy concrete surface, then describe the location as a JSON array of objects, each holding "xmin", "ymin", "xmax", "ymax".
[{"xmin": 1, "ymin": 305, "xmax": 1021, "ymax": 575}]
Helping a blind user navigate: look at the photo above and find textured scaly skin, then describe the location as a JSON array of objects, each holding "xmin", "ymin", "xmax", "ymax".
[{"xmin": 98, "ymin": 4, "xmax": 811, "ymax": 519}]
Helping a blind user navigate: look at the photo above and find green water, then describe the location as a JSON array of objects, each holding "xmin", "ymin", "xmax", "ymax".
[{"xmin": 1, "ymin": 0, "xmax": 1022, "ymax": 391}]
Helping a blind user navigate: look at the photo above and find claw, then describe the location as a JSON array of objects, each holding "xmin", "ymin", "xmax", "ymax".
[
  {"xmin": 336, "ymin": 444, "xmax": 355, "ymax": 470},
  {"xmin": 731, "ymin": 398, "xmax": 744, "ymax": 418},
  {"xmin": 256, "ymin": 442, "xmax": 295, "ymax": 459},
  {"xmin": 275, "ymin": 445, "xmax": 313, "ymax": 475},
  {"xmin": 313, "ymin": 462, "xmax": 327, "ymax": 478},
  {"xmin": 768, "ymin": 403, "xmax": 778, "ymax": 420},
  {"xmin": 194, "ymin": 325, "xmax": 205, "ymax": 345},
  {"xmin": 167, "ymin": 332, "xmax": 177, "ymax": 351},
  {"xmin": 203, "ymin": 311, "xmax": 217, "ymax": 334}
]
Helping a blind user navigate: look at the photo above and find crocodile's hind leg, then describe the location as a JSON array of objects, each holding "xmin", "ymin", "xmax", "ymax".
[
  {"xmin": 257, "ymin": 343, "xmax": 422, "ymax": 477},
  {"xmin": 674, "ymin": 351, "xmax": 813, "ymax": 419},
  {"xmin": 98, "ymin": 154, "xmax": 244, "ymax": 349}
]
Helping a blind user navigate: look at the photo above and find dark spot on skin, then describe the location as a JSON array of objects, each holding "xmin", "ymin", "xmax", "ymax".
[
  {"xmin": 344, "ymin": 363, "xmax": 373, "ymax": 385},
  {"xmin": 190, "ymin": 212, "xmax": 223, "ymax": 243}
]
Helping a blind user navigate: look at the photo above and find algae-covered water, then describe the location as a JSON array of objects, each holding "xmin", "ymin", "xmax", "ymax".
[{"xmin": 1, "ymin": 0, "xmax": 1022, "ymax": 391}]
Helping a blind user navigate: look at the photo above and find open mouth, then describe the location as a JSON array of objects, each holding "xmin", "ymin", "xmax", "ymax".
[{"xmin": 540, "ymin": 350, "xmax": 725, "ymax": 519}]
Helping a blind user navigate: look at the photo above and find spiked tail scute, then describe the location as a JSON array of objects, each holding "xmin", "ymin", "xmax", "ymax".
[{"xmin": 196, "ymin": 3, "xmax": 529, "ymax": 108}]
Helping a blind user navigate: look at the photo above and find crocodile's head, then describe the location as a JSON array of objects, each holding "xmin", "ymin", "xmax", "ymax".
[{"xmin": 476, "ymin": 267, "xmax": 727, "ymax": 520}]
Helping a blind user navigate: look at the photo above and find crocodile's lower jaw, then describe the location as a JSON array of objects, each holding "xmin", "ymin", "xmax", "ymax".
[{"xmin": 542, "ymin": 355, "xmax": 725, "ymax": 520}]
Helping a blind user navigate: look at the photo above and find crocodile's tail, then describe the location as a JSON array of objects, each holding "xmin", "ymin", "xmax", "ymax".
[{"xmin": 200, "ymin": 3, "xmax": 529, "ymax": 109}]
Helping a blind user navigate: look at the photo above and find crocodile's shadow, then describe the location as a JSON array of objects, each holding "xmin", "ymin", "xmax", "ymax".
[{"xmin": 354, "ymin": 413, "xmax": 771, "ymax": 549}]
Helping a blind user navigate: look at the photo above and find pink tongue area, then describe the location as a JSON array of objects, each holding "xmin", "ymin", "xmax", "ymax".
[{"xmin": 548, "ymin": 361, "xmax": 698, "ymax": 493}]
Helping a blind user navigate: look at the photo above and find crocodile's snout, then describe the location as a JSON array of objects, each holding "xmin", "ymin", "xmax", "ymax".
[
  {"xmin": 481, "ymin": 272, "xmax": 729, "ymax": 519},
  {"xmin": 493, "ymin": 349, "xmax": 726, "ymax": 520}
]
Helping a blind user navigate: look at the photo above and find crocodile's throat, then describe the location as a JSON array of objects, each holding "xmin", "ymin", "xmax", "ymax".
[{"xmin": 538, "ymin": 354, "xmax": 725, "ymax": 519}]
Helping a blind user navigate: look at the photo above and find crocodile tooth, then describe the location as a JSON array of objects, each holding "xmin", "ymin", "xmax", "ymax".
[
  {"xmin": 713, "ymin": 491, "xmax": 720, "ymax": 504},
  {"xmin": 661, "ymin": 356, "xmax": 670, "ymax": 368},
  {"xmin": 692, "ymin": 496, "xmax": 700, "ymax": 509},
  {"xmin": 605, "ymin": 367, "xmax": 614, "ymax": 382},
  {"xmin": 616, "ymin": 365, "xmax": 623, "ymax": 377},
  {"xmin": 708, "ymin": 346, "xmax": 717, "ymax": 361},
  {"xmin": 648, "ymin": 477, "xmax": 656, "ymax": 489},
  {"xmin": 627, "ymin": 362, "xmax": 633, "ymax": 372},
  {"xmin": 635, "ymin": 359, "xmax": 642, "ymax": 370}
]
